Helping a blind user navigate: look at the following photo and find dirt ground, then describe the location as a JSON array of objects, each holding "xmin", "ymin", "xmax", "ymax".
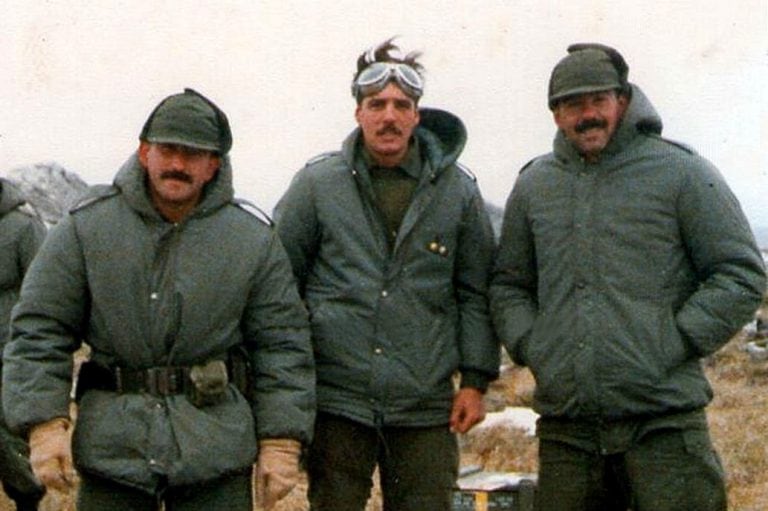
[{"xmin": 1, "ymin": 329, "xmax": 767, "ymax": 510}]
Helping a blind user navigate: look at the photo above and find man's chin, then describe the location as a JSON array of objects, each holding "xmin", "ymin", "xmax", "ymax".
[
  {"xmin": 376, "ymin": 135, "xmax": 404, "ymax": 146},
  {"xmin": 372, "ymin": 143, "xmax": 405, "ymax": 156},
  {"xmin": 577, "ymin": 135, "xmax": 608, "ymax": 153}
]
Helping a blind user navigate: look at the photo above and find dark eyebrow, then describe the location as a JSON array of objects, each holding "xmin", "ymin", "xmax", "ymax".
[{"xmin": 156, "ymin": 143, "xmax": 210, "ymax": 157}]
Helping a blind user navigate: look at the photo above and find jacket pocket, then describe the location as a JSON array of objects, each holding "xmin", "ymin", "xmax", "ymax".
[
  {"xmin": 73, "ymin": 391, "xmax": 155, "ymax": 489},
  {"xmin": 656, "ymin": 308, "xmax": 690, "ymax": 373},
  {"xmin": 167, "ymin": 388, "xmax": 256, "ymax": 485}
]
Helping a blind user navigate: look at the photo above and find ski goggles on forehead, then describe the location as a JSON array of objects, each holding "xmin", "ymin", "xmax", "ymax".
[{"xmin": 351, "ymin": 62, "xmax": 424, "ymax": 100}]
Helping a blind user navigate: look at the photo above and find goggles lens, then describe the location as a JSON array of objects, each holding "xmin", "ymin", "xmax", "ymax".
[{"xmin": 352, "ymin": 62, "xmax": 424, "ymax": 98}]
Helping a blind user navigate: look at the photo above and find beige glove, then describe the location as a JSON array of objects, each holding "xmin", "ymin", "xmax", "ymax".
[
  {"xmin": 254, "ymin": 438, "xmax": 301, "ymax": 510},
  {"xmin": 28, "ymin": 417, "xmax": 75, "ymax": 492}
]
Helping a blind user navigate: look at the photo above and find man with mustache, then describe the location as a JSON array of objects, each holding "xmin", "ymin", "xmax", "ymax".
[
  {"xmin": 274, "ymin": 39, "xmax": 498, "ymax": 510},
  {"xmin": 491, "ymin": 44, "xmax": 766, "ymax": 510},
  {"xmin": 2, "ymin": 89, "xmax": 315, "ymax": 510}
]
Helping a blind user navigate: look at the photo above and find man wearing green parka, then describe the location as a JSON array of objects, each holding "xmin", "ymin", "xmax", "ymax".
[
  {"xmin": 491, "ymin": 44, "xmax": 766, "ymax": 511},
  {"xmin": 274, "ymin": 39, "xmax": 499, "ymax": 510},
  {"xmin": 2, "ymin": 89, "xmax": 315, "ymax": 510},
  {"xmin": 0, "ymin": 179, "xmax": 46, "ymax": 511}
]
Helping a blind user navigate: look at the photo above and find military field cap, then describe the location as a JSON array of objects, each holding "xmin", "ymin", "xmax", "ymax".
[
  {"xmin": 139, "ymin": 88, "xmax": 232, "ymax": 155},
  {"xmin": 548, "ymin": 43, "xmax": 629, "ymax": 109}
]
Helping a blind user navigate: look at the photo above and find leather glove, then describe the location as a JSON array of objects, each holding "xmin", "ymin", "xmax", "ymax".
[
  {"xmin": 28, "ymin": 417, "xmax": 75, "ymax": 492},
  {"xmin": 254, "ymin": 438, "xmax": 301, "ymax": 510}
]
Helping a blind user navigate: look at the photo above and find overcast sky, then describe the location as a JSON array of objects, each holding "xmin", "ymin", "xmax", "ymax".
[{"xmin": 2, "ymin": 1, "xmax": 766, "ymax": 228}]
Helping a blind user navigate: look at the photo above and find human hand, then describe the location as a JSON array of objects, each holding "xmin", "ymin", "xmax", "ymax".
[
  {"xmin": 254, "ymin": 438, "xmax": 301, "ymax": 510},
  {"xmin": 449, "ymin": 387, "xmax": 486, "ymax": 434},
  {"xmin": 28, "ymin": 417, "xmax": 75, "ymax": 492}
]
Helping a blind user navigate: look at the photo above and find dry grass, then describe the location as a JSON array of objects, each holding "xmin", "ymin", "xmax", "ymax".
[{"xmin": 3, "ymin": 327, "xmax": 768, "ymax": 510}]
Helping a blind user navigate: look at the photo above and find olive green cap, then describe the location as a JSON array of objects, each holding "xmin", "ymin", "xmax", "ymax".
[
  {"xmin": 548, "ymin": 43, "xmax": 629, "ymax": 109},
  {"xmin": 139, "ymin": 88, "xmax": 232, "ymax": 154}
]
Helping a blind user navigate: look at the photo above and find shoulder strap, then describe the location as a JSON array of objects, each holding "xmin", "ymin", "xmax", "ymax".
[{"xmin": 232, "ymin": 198, "xmax": 273, "ymax": 227}]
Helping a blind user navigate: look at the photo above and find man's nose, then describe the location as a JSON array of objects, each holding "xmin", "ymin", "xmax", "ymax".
[
  {"xmin": 169, "ymin": 152, "xmax": 186, "ymax": 170},
  {"xmin": 382, "ymin": 103, "xmax": 397, "ymax": 120},
  {"xmin": 580, "ymin": 101, "xmax": 600, "ymax": 118}
]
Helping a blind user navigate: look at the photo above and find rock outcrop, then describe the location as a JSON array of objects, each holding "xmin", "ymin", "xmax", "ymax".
[{"xmin": 2, "ymin": 162, "xmax": 88, "ymax": 225}]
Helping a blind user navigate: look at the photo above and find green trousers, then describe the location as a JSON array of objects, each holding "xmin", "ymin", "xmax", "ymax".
[
  {"xmin": 307, "ymin": 412, "xmax": 458, "ymax": 511},
  {"xmin": 536, "ymin": 410, "xmax": 726, "ymax": 511},
  {"xmin": 77, "ymin": 470, "xmax": 252, "ymax": 511}
]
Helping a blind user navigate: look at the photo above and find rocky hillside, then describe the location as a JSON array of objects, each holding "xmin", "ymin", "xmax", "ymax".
[{"xmin": 2, "ymin": 162, "xmax": 88, "ymax": 225}]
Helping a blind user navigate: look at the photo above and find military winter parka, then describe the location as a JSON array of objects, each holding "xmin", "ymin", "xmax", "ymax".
[
  {"xmin": 2, "ymin": 155, "xmax": 315, "ymax": 492},
  {"xmin": 491, "ymin": 85, "xmax": 766, "ymax": 420},
  {"xmin": 274, "ymin": 108, "xmax": 499, "ymax": 428},
  {"xmin": 0, "ymin": 180, "xmax": 45, "ymax": 350}
]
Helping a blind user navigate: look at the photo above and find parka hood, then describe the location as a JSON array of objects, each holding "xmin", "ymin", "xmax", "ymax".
[
  {"xmin": 554, "ymin": 83, "xmax": 662, "ymax": 160},
  {"xmin": 416, "ymin": 108, "xmax": 468, "ymax": 170},
  {"xmin": 0, "ymin": 178, "xmax": 27, "ymax": 215},
  {"xmin": 341, "ymin": 107, "xmax": 467, "ymax": 175},
  {"xmin": 112, "ymin": 151, "xmax": 235, "ymax": 220}
]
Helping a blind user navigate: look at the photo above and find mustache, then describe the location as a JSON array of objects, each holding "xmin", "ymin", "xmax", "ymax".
[
  {"xmin": 160, "ymin": 170, "xmax": 193, "ymax": 183},
  {"xmin": 575, "ymin": 119, "xmax": 607, "ymax": 133},
  {"xmin": 376, "ymin": 124, "xmax": 403, "ymax": 136}
]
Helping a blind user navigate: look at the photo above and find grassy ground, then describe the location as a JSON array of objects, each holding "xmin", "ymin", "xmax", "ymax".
[{"xmin": 2, "ymin": 329, "xmax": 767, "ymax": 510}]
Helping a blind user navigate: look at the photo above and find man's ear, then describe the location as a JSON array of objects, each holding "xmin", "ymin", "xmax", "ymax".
[
  {"xmin": 617, "ymin": 94, "xmax": 629, "ymax": 116},
  {"xmin": 204, "ymin": 155, "xmax": 220, "ymax": 182},
  {"xmin": 552, "ymin": 108, "xmax": 564, "ymax": 130},
  {"xmin": 138, "ymin": 141, "xmax": 150, "ymax": 167}
]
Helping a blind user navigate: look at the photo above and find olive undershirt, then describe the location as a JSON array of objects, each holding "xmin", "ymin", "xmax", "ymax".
[{"xmin": 361, "ymin": 139, "xmax": 422, "ymax": 250}]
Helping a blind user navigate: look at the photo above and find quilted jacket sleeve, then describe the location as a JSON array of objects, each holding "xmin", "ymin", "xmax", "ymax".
[
  {"xmin": 454, "ymin": 184, "xmax": 499, "ymax": 389},
  {"xmin": 242, "ymin": 229, "xmax": 315, "ymax": 443},
  {"xmin": 673, "ymin": 158, "xmax": 766, "ymax": 357},
  {"xmin": 490, "ymin": 175, "xmax": 540, "ymax": 367},
  {"xmin": 3, "ymin": 215, "xmax": 85, "ymax": 432}
]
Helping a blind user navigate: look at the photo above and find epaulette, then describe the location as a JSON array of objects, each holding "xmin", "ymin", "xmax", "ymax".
[
  {"xmin": 455, "ymin": 162, "xmax": 477, "ymax": 182},
  {"xmin": 304, "ymin": 151, "xmax": 338, "ymax": 167},
  {"xmin": 519, "ymin": 157, "xmax": 540, "ymax": 174},
  {"xmin": 232, "ymin": 198, "xmax": 273, "ymax": 227},
  {"xmin": 649, "ymin": 134, "xmax": 697, "ymax": 155},
  {"xmin": 70, "ymin": 185, "xmax": 120, "ymax": 213}
]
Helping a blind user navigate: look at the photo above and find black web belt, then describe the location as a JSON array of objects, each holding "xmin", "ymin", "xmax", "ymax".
[{"xmin": 114, "ymin": 366, "xmax": 192, "ymax": 396}]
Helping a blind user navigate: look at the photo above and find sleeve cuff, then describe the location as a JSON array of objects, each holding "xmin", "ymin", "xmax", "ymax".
[{"xmin": 459, "ymin": 370, "xmax": 491, "ymax": 392}]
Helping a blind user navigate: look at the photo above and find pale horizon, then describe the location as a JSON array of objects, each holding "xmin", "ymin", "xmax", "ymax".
[{"xmin": 2, "ymin": 1, "xmax": 766, "ymax": 227}]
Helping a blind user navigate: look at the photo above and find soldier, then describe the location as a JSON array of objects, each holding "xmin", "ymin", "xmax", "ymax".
[
  {"xmin": 0, "ymin": 178, "xmax": 46, "ymax": 510},
  {"xmin": 275, "ymin": 39, "xmax": 499, "ymax": 510},
  {"xmin": 2, "ymin": 89, "xmax": 315, "ymax": 510},
  {"xmin": 491, "ymin": 44, "xmax": 766, "ymax": 510}
]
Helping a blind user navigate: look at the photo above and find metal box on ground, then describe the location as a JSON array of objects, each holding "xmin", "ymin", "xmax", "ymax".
[{"xmin": 452, "ymin": 466, "xmax": 537, "ymax": 511}]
